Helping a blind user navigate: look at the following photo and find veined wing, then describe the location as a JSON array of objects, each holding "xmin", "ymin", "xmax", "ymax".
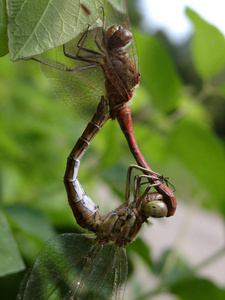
[
  {"xmin": 37, "ymin": 33, "xmax": 106, "ymax": 122},
  {"xmin": 17, "ymin": 234, "xmax": 127, "ymax": 300}
]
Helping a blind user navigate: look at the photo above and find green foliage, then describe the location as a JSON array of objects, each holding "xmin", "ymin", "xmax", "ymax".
[
  {"xmin": 7, "ymin": 0, "xmax": 103, "ymax": 60},
  {"xmin": 5, "ymin": 0, "xmax": 124, "ymax": 61},
  {"xmin": 171, "ymin": 277, "xmax": 225, "ymax": 300},
  {"xmin": 168, "ymin": 118, "xmax": 225, "ymax": 211},
  {"xmin": 136, "ymin": 31, "xmax": 181, "ymax": 113},
  {"xmin": 0, "ymin": 210, "xmax": 24, "ymax": 276},
  {"xmin": 0, "ymin": 0, "xmax": 8, "ymax": 56},
  {"xmin": 1, "ymin": 1, "xmax": 225, "ymax": 299},
  {"xmin": 186, "ymin": 7, "xmax": 225, "ymax": 78}
]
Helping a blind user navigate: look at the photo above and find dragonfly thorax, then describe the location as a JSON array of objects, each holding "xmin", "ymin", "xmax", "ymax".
[
  {"xmin": 95, "ymin": 202, "xmax": 148, "ymax": 247},
  {"xmin": 104, "ymin": 54, "xmax": 139, "ymax": 118}
]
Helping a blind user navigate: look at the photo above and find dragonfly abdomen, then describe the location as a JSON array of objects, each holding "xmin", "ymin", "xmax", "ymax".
[
  {"xmin": 64, "ymin": 98, "xmax": 109, "ymax": 231},
  {"xmin": 64, "ymin": 157, "xmax": 101, "ymax": 231}
]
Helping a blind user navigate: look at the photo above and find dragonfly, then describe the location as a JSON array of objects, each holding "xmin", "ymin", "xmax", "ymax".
[
  {"xmin": 17, "ymin": 99, "xmax": 170, "ymax": 300},
  {"xmin": 23, "ymin": 0, "xmax": 177, "ymax": 217}
]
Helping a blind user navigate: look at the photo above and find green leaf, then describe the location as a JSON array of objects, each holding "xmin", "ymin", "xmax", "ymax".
[
  {"xmin": 167, "ymin": 119, "xmax": 225, "ymax": 212},
  {"xmin": 100, "ymin": 121, "xmax": 121, "ymax": 168},
  {"xmin": 7, "ymin": 0, "xmax": 127, "ymax": 61},
  {"xmin": 0, "ymin": 271, "xmax": 24, "ymax": 300},
  {"xmin": 135, "ymin": 30, "xmax": 181, "ymax": 113},
  {"xmin": 128, "ymin": 237, "xmax": 153, "ymax": 268},
  {"xmin": 154, "ymin": 249, "xmax": 191, "ymax": 284},
  {"xmin": 5, "ymin": 204, "xmax": 56, "ymax": 240},
  {"xmin": 0, "ymin": 0, "xmax": 8, "ymax": 56},
  {"xmin": 0, "ymin": 210, "xmax": 25, "ymax": 276},
  {"xmin": 171, "ymin": 277, "xmax": 225, "ymax": 300},
  {"xmin": 7, "ymin": 0, "xmax": 106, "ymax": 61},
  {"xmin": 186, "ymin": 8, "xmax": 225, "ymax": 78}
]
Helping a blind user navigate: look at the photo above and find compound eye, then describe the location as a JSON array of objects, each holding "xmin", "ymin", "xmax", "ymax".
[
  {"xmin": 107, "ymin": 28, "xmax": 132, "ymax": 50},
  {"xmin": 106, "ymin": 25, "xmax": 120, "ymax": 39},
  {"xmin": 144, "ymin": 200, "xmax": 168, "ymax": 218}
]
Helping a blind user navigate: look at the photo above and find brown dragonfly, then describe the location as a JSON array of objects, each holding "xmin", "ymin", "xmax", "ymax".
[
  {"xmin": 17, "ymin": 99, "xmax": 170, "ymax": 300},
  {"xmin": 23, "ymin": 0, "xmax": 177, "ymax": 216}
]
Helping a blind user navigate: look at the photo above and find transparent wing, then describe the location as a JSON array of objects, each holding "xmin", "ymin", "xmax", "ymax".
[
  {"xmin": 17, "ymin": 234, "xmax": 127, "ymax": 300},
  {"xmin": 38, "ymin": 33, "xmax": 106, "ymax": 122}
]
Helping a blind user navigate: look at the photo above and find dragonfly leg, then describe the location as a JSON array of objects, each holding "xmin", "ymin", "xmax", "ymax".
[
  {"xmin": 133, "ymin": 165, "xmax": 176, "ymax": 192},
  {"xmin": 125, "ymin": 164, "xmax": 162, "ymax": 206},
  {"xmin": 133, "ymin": 174, "xmax": 163, "ymax": 207},
  {"xmin": 133, "ymin": 172, "xmax": 163, "ymax": 201},
  {"xmin": 63, "ymin": 44, "xmax": 104, "ymax": 61},
  {"xmin": 125, "ymin": 164, "xmax": 173, "ymax": 218},
  {"xmin": 100, "ymin": 6, "xmax": 107, "ymax": 50},
  {"xmin": 23, "ymin": 56, "xmax": 101, "ymax": 72},
  {"xmin": 125, "ymin": 165, "xmax": 136, "ymax": 204},
  {"xmin": 63, "ymin": 25, "xmax": 105, "ymax": 60},
  {"xmin": 132, "ymin": 174, "xmax": 168, "ymax": 218},
  {"xmin": 23, "ymin": 23, "xmax": 104, "ymax": 70},
  {"xmin": 94, "ymin": 27, "xmax": 106, "ymax": 53}
]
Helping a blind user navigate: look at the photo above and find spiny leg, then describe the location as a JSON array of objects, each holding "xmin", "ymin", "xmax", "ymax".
[
  {"xmin": 133, "ymin": 174, "xmax": 163, "ymax": 206},
  {"xmin": 125, "ymin": 164, "xmax": 160, "ymax": 204},
  {"xmin": 23, "ymin": 24, "xmax": 104, "ymax": 71},
  {"xmin": 124, "ymin": 165, "xmax": 168, "ymax": 218},
  {"xmin": 63, "ymin": 25, "xmax": 105, "ymax": 62}
]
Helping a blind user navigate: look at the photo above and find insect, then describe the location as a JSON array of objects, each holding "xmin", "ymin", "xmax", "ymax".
[
  {"xmin": 23, "ymin": 0, "xmax": 177, "ymax": 216},
  {"xmin": 17, "ymin": 100, "xmax": 170, "ymax": 300}
]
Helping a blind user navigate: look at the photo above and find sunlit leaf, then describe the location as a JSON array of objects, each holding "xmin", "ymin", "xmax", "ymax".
[
  {"xmin": 186, "ymin": 8, "xmax": 225, "ymax": 78},
  {"xmin": 7, "ymin": 0, "xmax": 127, "ymax": 61},
  {"xmin": 7, "ymin": 0, "xmax": 106, "ymax": 61}
]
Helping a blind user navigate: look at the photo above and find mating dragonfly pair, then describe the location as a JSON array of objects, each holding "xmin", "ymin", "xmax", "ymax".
[{"xmin": 18, "ymin": 1, "xmax": 177, "ymax": 299}]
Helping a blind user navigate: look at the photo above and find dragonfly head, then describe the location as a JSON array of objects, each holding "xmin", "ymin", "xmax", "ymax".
[
  {"xmin": 142, "ymin": 193, "xmax": 168, "ymax": 218},
  {"xmin": 106, "ymin": 25, "xmax": 133, "ymax": 51}
]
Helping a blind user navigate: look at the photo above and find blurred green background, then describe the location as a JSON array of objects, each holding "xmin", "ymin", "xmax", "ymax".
[{"xmin": 0, "ymin": 0, "xmax": 225, "ymax": 299}]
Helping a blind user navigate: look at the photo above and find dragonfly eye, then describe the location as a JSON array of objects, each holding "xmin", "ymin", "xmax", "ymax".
[
  {"xmin": 106, "ymin": 25, "xmax": 120, "ymax": 39},
  {"xmin": 107, "ymin": 28, "xmax": 133, "ymax": 51},
  {"xmin": 143, "ymin": 200, "xmax": 168, "ymax": 218}
]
